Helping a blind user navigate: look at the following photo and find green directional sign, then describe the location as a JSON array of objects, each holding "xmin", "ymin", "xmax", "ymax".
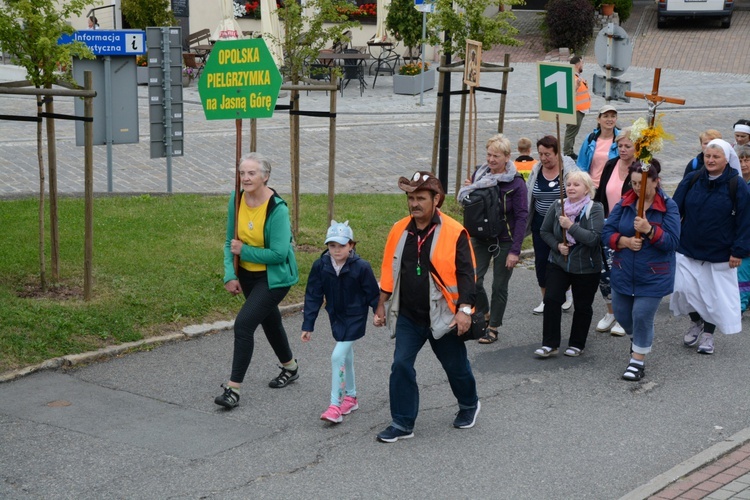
[
  {"xmin": 198, "ymin": 38, "xmax": 282, "ymax": 120},
  {"xmin": 537, "ymin": 62, "xmax": 577, "ymax": 125}
]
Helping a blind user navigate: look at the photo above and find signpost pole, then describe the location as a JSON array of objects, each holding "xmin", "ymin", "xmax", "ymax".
[
  {"xmin": 234, "ymin": 118, "xmax": 242, "ymax": 275},
  {"xmin": 104, "ymin": 56, "xmax": 114, "ymax": 192},
  {"xmin": 162, "ymin": 28, "xmax": 173, "ymax": 193}
]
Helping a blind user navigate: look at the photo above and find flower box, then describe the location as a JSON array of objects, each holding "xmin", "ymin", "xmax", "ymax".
[{"xmin": 393, "ymin": 68, "xmax": 435, "ymax": 95}]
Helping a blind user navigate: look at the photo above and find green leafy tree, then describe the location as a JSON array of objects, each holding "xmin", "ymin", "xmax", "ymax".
[
  {"xmin": 277, "ymin": 0, "xmax": 358, "ymax": 84},
  {"xmin": 0, "ymin": 0, "xmax": 94, "ymax": 87},
  {"xmin": 0, "ymin": 0, "xmax": 95, "ymax": 290},
  {"xmin": 385, "ymin": 0, "xmax": 430, "ymax": 60},
  {"xmin": 121, "ymin": 0, "xmax": 176, "ymax": 29},
  {"xmin": 427, "ymin": 0, "xmax": 522, "ymax": 61},
  {"xmin": 275, "ymin": 0, "xmax": 359, "ymax": 235}
]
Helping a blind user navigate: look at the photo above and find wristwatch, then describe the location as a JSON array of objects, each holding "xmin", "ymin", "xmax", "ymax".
[{"xmin": 459, "ymin": 306, "xmax": 472, "ymax": 316}]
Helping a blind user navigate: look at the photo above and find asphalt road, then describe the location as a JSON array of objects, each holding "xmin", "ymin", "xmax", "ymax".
[{"xmin": 2, "ymin": 264, "xmax": 750, "ymax": 499}]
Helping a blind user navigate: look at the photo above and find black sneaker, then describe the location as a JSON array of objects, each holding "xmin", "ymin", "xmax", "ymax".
[
  {"xmin": 214, "ymin": 384, "xmax": 240, "ymax": 409},
  {"xmin": 453, "ymin": 400, "xmax": 481, "ymax": 429},
  {"xmin": 376, "ymin": 425, "xmax": 414, "ymax": 443},
  {"xmin": 268, "ymin": 362, "xmax": 299, "ymax": 388}
]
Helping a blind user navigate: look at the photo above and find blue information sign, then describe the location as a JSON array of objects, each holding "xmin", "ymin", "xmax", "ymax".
[
  {"xmin": 414, "ymin": 0, "xmax": 435, "ymax": 12},
  {"xmin": 59, "ymin": 30, "xmax": 146, "ymax": 56}
]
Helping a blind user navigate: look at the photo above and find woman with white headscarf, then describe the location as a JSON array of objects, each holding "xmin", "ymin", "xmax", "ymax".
[{"xmin": 670, "ymin": 139, "xmax": 750, "ymax": 355}]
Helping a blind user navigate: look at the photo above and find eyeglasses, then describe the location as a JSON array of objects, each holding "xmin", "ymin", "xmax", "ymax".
[{"xmin": 412, "ymin": 172, "xmax": 430, "ymax": 182}]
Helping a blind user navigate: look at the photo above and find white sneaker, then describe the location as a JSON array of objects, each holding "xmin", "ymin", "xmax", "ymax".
[
  {"xmin": 533, "ymin": 301, "xmax": 544, "ymax": 315},
  {"xmin": 562, "ymin": 290, "xmax": 573, "ymax": 312},
  {"xmin": 610, "ymin": 322, "xmax": 626, "ymax": 336},
  {"xmin": 596, "ymin": 313, "xmax": 616, "ymax": 332}
]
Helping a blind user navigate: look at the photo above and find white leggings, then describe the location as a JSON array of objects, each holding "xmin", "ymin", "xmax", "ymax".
[{"xmin": 330, "ymin": 341, "xmax": 356, "ymax": 406}]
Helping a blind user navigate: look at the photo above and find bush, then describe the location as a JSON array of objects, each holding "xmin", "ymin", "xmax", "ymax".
[
  {"xmin": 615, "ymin": 0, "xmax": 632, "ymax": 23},
  {"xmin": 543, "ymin": 0, "xmax": 595, "ymax": 54}
]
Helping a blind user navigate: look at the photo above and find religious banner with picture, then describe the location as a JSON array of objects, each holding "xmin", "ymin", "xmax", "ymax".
[{"xmin": 464, "ymin": 40, "xmax": 482, "ymax": 183}]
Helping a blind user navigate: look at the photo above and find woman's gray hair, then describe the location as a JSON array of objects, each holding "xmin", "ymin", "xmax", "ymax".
[{"xmin": 239, "ymin": 152, "xmax": 272, "ymax": 179}]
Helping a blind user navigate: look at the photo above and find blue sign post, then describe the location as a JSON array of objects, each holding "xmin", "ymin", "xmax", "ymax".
[
  {"xmin": 59, "ymin": 30, "xmax": 146, "ymax": 56},
  {"xmin": 414, "ymin": 0, "xmax": 435, "ymax": 12},
  {"xmin": 60, "ymin": 30, "xmax": 147, "ymax": 191}
]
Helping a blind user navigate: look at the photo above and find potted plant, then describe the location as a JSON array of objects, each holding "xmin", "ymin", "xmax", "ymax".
[
  {"xmin": 393, "ymin": 61, "xmax": 435, "ymax": 95},
  {"xmin": 336, "ymin": 1, "xmax": 377, "ymax": 24},
  {"xmin": 136, "ymin": 55, "xmax": 149, "ymax": 85},
  {"xmin": 385, "ymin": 0, "xmax": 425, "ymax": 62},
  {"xmin": 182, "ymin": 66, "xmax": 196, "ymax": 86},
  {"xmin": 614, "ymin": 0, "xmax": 632, "ymax": 22}
]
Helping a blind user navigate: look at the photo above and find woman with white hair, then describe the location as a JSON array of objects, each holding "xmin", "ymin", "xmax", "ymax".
[
  {"xmin": 534, "ymin": 171, "xmax": 604, "ymax": 358},
  {"xmin": 670, "ymin": 139, "xmax": 750, "ymax": 355}
]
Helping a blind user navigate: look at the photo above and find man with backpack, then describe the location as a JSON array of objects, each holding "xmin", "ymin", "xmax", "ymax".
[{"xmin": 457, "ymin": 134, "xmax": 529, "ymax": 344}]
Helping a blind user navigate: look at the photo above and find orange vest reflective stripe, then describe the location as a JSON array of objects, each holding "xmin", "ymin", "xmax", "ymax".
[
  {"xmin": 514, "ymin": 159, "xmax": 535, "ymax": 180},
  {"xmin": 380, "ymin": 211, "xmax": 473, "ymax": 314},
  {"xmin": 575, "ymin": 74, "xmax": 591, "ymax": 112}
]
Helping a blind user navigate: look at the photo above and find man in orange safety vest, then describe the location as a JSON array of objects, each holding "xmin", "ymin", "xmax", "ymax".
[{"xmin": 563, "ymin": 56, "xmax": 591, "ymax": 160}]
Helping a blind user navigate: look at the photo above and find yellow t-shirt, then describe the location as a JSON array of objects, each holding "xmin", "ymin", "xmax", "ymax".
[{"xmin": 237, "ymin": 195, "xmax": 268, "ymax": 272}]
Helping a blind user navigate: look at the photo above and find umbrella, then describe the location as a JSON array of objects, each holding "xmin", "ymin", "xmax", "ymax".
[
  {"xmin": 212, "ymin": 0, "xmax": 243, "ymax": 40},
  {"xmin": 261, "ymin": 0, "xmax": 284, "ymax": 67},
  {"xmin": 374, "ymin": 0, "xmax": 391, "ymax": 42}
]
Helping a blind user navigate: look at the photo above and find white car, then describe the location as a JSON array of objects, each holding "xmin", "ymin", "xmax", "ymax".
[{"xmin": 656, "ymin": 0, "xmax": 734, "ymax": 28}]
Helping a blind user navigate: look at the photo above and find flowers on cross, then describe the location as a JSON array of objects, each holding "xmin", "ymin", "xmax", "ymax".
[
  {"xmin": 399, "ymin": 61, "xmax": 429, "ymax": 76},
  {"xmin": 629, "ymin": 115, "xmax": 673, "ymax": 164},
  {"xmin": 136, "ymin": 55, "xmax": 148, "ymax": 67}
]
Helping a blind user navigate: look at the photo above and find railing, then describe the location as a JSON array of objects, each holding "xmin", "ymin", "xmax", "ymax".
[{"xmin": 86, "ymin": 5, "xmax": 117, "ymax": 30}]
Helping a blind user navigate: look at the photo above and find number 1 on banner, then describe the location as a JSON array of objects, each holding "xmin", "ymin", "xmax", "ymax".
[
  {"xmin": 537, "ymin": 62, "xmax": 576, "ymax": 125},
  {"xmin": 544, "ymin": 71, "xmax": 568, "ymax": 109}
]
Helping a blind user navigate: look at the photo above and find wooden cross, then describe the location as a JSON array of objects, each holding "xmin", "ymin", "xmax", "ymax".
[
  {"xmin": 624, "ymin": 68, "xmax": 686, "ymax": 238},
  {"xmin": 624, "ymin": 68, "xmax": 686, "ymax": 126}
]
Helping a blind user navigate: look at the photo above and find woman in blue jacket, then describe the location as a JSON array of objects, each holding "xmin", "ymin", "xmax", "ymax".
[
  {"xmin": 670, "ymin": 139, "xmax": 750, "ymax": 355},
  {"xmin": 602, "ymin": 160, "xmax": 681, "ymax": 380}
]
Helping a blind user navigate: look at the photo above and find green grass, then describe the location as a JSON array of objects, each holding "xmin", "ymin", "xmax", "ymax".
[
  {"xmin": 0, "ymin": 193, "xmax": 441, "ymax": 372},
  {"xmin": 0, "ymin": 192, "xmax": 531, "ymax": 372}
]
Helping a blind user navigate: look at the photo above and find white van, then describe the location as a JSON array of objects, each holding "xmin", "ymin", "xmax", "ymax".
[{"xmin": 656, "ymin": 0, "xmax": 734, "ymax": 28}]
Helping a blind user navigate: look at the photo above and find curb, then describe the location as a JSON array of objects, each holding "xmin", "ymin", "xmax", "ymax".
[
  {"xmin": 618, "ymin": 426, "xmax": 750, "ymax": 500},
  {"xmin": 0, "ymin": 302, "xmax": 304, "ymax": 384}
]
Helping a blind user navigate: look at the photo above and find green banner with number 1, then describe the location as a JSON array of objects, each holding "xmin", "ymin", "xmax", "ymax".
[{"xmin": 537, "ymin": 62, "xmax": 577, "ymax": 125}]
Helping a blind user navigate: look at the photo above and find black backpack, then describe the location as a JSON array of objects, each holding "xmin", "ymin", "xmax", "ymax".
[
  {"xmin": 461, "ymin": 184, "xmax": 503, "ymax": 240},
  {"xmin": 683, "ymin": 166, "xmax": 738, "ymax": 216}
]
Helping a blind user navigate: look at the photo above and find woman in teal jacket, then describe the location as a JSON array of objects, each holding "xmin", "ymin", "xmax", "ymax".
[{"xmin": 215, "ymin": 152, "xmax": 300, "ymax": 410}]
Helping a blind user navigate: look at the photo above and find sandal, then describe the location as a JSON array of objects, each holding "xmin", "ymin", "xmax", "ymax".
[
  {"xmin": 533, "ymin": 346, "xmax": 558, "ymax": 358},
  {"xmin": 478, "ymin": 328, "xmax": 498, "ymax": 344},
  {"xmin": 622, "ymin": 361, "xmax": 645, "ymax": 381},
  {"xmin": 564, "ymin": 346, "xmax": 583, "ymax": 357}
]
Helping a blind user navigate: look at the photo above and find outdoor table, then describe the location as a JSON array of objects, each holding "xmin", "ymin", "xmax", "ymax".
[{"xmin": 367, "ymin": 41, "xmax": 399, "ymax": 87}]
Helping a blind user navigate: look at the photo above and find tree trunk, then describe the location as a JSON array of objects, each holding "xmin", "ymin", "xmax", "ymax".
[
  {"xmin": 36, "ymin": 95, "xmax": 47, "ymax": 291},
  {"xmin": 290, "ymin": 86, "xmax": 300, "ymax": 238},
  {"xmin": 44, "ymin": 88, "xmax": 59, "ymax": 282}
]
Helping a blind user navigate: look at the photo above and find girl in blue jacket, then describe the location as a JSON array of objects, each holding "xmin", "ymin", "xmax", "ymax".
[
  {"xmin": 301, "ymin": 221, "xmax": 380, "ymax": 424},
  {"xmin": 602, "ymin": 160, "xmax": 681, "ymax": 381}
]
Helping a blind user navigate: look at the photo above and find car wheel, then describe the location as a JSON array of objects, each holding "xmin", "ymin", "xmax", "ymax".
[
  {"xmin": 657, "ymin": 18, "xmax": 666, "ymax": 28},
  {"xmin": 720, "ymin": 16, "xmax": 730, "ymax": 28}
]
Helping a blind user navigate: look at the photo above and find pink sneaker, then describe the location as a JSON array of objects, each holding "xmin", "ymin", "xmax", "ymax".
[
  {"xmin": 320, "ymin": 405, "xmax": 342, "ymax": 423},
  {"xmin": 340, "ymin": 396, "xmax": 359, "ymax": 415}
]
